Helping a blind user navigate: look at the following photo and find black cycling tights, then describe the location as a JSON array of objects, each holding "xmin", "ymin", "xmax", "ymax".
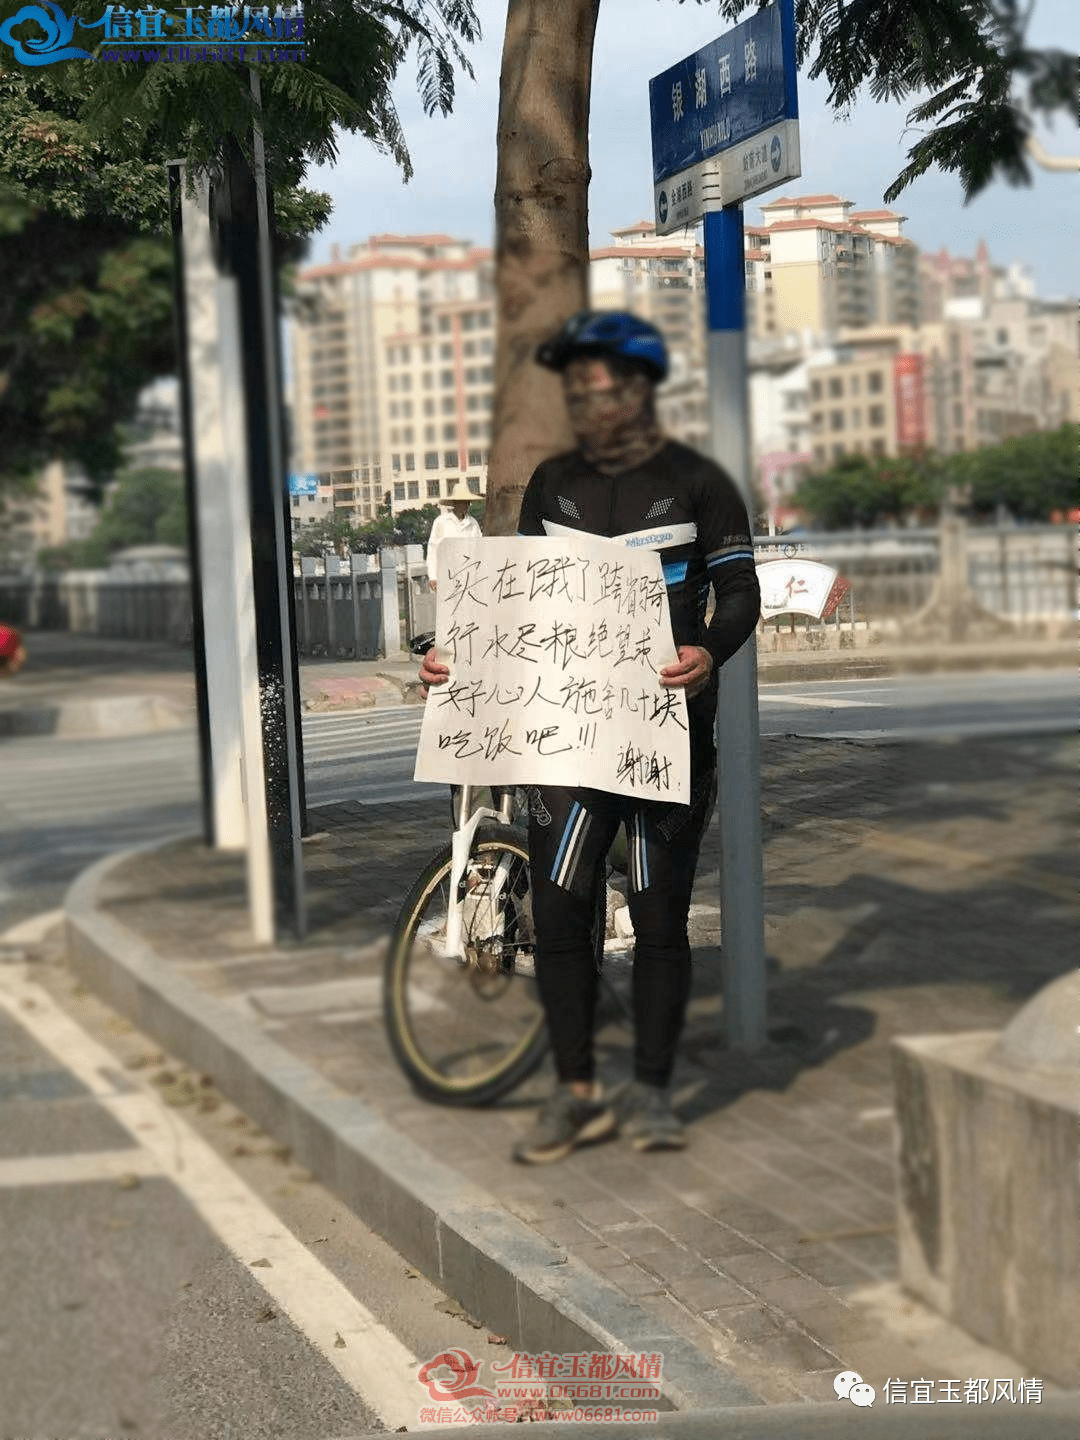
[{"xmin": 525, "ymin": 780, "xmax": 712, "ymax": 1088}]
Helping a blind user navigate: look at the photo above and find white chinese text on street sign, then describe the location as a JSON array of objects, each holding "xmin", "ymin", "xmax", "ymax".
[{"xmin": 649, "ymin": 0, "xmax": 800, "ymax": 233}]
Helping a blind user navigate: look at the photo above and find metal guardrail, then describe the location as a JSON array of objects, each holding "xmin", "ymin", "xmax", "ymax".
[{"xmin": 1, "ymin": 525, "xmax": 1074, "ymax": 652}]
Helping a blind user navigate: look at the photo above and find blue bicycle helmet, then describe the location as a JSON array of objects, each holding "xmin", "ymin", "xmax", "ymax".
[{"xmin": 535, "ymin": 311, "xmax": 668, "ymax": 382}]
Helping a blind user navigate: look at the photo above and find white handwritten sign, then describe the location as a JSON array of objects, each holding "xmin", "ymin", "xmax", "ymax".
[{"xmin": 414, "ymin": 536, "xmax": 690, "ymax": 800}]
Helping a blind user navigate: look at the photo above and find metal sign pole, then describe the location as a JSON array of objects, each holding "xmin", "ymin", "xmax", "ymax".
[
  {"xmin": 705, "ymin": 207, "xmax": 767, "ymax": 1051},
  {"xmin": 648, "ymin": 0, "xmax": 801, "ymax": 1052}
]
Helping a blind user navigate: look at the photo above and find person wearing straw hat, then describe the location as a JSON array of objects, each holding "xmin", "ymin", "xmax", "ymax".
[{"xmin": 425, "ymin": 494, "xmax": 481, "ymax": 590}]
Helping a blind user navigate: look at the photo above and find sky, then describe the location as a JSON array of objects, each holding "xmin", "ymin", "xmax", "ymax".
[{"xmin": 306, "ymin": 0, "xmax": 1078, "ymax": 299}]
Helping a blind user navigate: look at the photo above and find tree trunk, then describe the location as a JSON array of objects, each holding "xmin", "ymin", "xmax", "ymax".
[{"xmin": 484, "ymin": 0, "xmax": 602, "ymax": 536}]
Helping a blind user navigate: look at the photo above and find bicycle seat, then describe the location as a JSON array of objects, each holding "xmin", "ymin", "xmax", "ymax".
[{"xmin": 410, "ymin": 632, "xmax": 436, "ymax": 656}]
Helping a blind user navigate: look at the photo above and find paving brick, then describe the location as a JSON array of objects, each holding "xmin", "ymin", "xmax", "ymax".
[
  {"xmin": 84, "ymin": 730, "xmax": 1077, "ymax": 1409},
  {"xmin": 714, "ymin": 1250, "xmax": 801, "ymax": 1288}
]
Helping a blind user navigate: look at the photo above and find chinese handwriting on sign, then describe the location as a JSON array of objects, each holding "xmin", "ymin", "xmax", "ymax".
[{"xmin": 414, "ymin": 536, "xmax": 690, "ymax": 802}]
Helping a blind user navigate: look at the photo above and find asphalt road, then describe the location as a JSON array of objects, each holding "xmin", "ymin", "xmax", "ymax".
[
  {"xmin": 0, "ymin": 669, "xmax": 1072, "ymax": 932},
  {"xmin": 0, "ymin": 938, "xmax": 527, "ymax": 1439}
]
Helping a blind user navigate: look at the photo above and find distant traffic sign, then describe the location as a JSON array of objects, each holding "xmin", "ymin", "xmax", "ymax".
[{"xmin": 649, "ymin": 0, "xmax": 800, "ymax": 232}]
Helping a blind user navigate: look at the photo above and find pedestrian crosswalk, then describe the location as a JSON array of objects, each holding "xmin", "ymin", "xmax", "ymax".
[{"xmin": 0, "ymin": 705, "xmax": 434, "ymax": 835}]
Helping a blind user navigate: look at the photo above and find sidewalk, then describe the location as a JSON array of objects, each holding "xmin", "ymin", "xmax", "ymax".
[
  {"xmin": 2, "ymin": 630, "xmax": 1073, "ymax": 734},
  {"xmin": 60, "ymin": 727, "xmax": 1077, "ymax": 1411}
]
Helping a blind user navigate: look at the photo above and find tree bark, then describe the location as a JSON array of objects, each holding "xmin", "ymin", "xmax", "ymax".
[{"xmin": 484, "ymin": 0, "xmax": 602, "ymax": 536}]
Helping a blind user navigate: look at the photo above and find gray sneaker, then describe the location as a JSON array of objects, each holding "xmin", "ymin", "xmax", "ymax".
[
  {"xmin": 620, "ymin": 1081, "xmax": 687, "ymax": 1152},
  {"xmin": 512, "ymin": 1084, "xmax": 617, "ymax": 1165}
]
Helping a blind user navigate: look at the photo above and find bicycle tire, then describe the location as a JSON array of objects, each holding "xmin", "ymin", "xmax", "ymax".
[{"xmin": 384, "ymin": 825, "xmax": 550, "ymax": 1106}]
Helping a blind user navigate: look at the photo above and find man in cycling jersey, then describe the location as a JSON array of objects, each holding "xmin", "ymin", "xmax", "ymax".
[{"xmin": 420, "ymin": 311, "xmax": 760, "ymax": 1162}]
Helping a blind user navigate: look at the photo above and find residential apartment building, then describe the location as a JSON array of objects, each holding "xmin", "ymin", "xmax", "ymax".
[
  {"xmin": 744, "ymin": 194, "xmax": 921, "ymax": 341},
  {"xmin": 290, "ymin": 234, "xmax": 493, "ymax": 519}
]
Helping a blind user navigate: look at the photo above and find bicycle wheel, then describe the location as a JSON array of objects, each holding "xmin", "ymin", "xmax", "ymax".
[{"xmin": 384, "ymin": 825, "xmax": 549, "ymax": 1106}]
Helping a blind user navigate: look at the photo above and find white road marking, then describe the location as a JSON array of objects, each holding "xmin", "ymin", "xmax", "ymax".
[
  {"xmin": 0, "ymin": 964, "xmax": 425, "ymax": 1432},
  {"xmin": 0, "ymin": 1149, "xmax": 164, "ymax": 1188},
  {"xmin": 758, "ymin": 695, "xmax": 887, "ymax": 709}
]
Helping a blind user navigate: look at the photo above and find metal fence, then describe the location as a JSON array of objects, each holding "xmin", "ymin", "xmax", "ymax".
[{"xmin": 1, "ymin": 524, "xmax": 1074, "ymax": 653}]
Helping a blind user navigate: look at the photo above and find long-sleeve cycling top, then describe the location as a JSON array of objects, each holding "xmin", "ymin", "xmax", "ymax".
[{"xmin": 517, "ymin": 440, "xmax": 761, "ymax": 671}]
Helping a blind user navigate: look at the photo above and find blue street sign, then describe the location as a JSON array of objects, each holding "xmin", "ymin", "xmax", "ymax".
[
  {"xmin": 649, "ymin": 2, "xmax": 796, "ymax": 184},
  {"xmin": 288, "ymin": 473, "xmax": 319, "ymax": 496},
  {"xmin": 648, "ymin": 0, "xmax": 800, "ymax": 230}
]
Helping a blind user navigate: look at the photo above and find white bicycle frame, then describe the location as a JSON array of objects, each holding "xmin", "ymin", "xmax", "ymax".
[{"xmin": 442, "ymin": 783, "xmax": 519, "ymax": 961}]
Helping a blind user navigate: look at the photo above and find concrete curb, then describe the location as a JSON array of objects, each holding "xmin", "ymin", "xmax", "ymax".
[
  {"xmin": 350, "ymin": 1394, "xmax": 1080, "ymax": 1439},
  {"xmin": 0, "ymin": 693, "xmax": 193, "ymax": 738},
  {"xmin": 63, "ymin": 843, "xmax": 759, "ymax": 1414}
]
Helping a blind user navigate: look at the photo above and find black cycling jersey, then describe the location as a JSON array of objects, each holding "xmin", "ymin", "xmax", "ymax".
[{"xmin": 517, "ymin": 439, "xmax": 761, "ymax": 671}]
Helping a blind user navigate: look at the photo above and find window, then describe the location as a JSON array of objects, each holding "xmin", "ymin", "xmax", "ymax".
[
  {"xmin": 405, "ymin": 454, "xmax": 415, "ymax": 471},
  {"xmin": 482, "ymin": 395, "xmax": 493, "ymax": 412},
  {"xmin": 441, "ymin": 370, "xmax": 455, "ymax": 388},
  {"xmin": 400, "ymin": 374, "xmax": 412, "ymax": 392},
  {"xmin": 388, "ymin": 375, "xmax": 397, "ymax": 393},
  {"xmin": 868, "ymin": 405, "xmax": 885, "ymax": 427},
  {"xmin": 441, "ymin": 396, "xmax": 456, "ymax": 415},
  {"xmin": 832, "ymin": 443, "xmax": 845, "ymax": 460},
  {"xmin": 422, "ymin": 372, "xmax": 432, "ymax": 390},
  {"xmin": 828, "ymin": 377, "xmax": 843, "ymax": 398},
  {"xmin": 462, "ymin": 313, "xmax": 475, "ymax": 332},
  {"xmin": 444, "ymin": 450, "xmax": 459, "ymax": 469},
  {"xmin": 403, "ymin": 427, "xmax": 414, "ymax": 444},
  {"xmin": 467, "ymin": 449, "xmax": 483, "ymax": 467},
  {"xmin": 440, "ymin": 343, "xmax": 453, "ymax": 360},
  {"xmin": 393, "ymin": 482, "xmax": 406, "ymax": 501},
  {"xmin": 480, "ymin": 338, "xmax": 493, "ymax": 355},
  {"xmin": 480, "ymin": 366, "xmax": 493, "ymax": 382},
  {"xmin": 953, "ymin": 402, "xmax": 964, "ymax": 427},
  {"xmin": 467, "ymin": 476, "xmax": 481, "ymax": 495},
  {"xmin": 995, "ymin": 328, "xmax": 1008, "ymax": 345},
  {"xmin": 849, "ymin": 376, "xmax": 861, "ymax": 396},
  {"xmin": 867, "ymin": 371, "xmax": 883, "ymax": 394},
  {"xmin": 830, "ymin": 410, "xmax": 845, "ymax": 431},
  {"xmin": 438, "ymin": 316, "xmax": 450, "ymax": 333},
  {"xmin": 407, "ymin": 480, "xmax": 420, "ymax": 500},
  {"xmin": 426, "ymin": 479, "xmax": 441, "ymax": 499},
  {"xmin": 465, "ymin": 367, "xmax": 477, "ymax": 385},
  {"xmin": 424, "ymin": 425, "xmax": 436, "ymax": 443},
  {"xmin": 423, "ymin": 398, "xmax": 435, "ymax": 417},
  {"xmin": 390, "ymin": 428, "xmax": 399, "ymax": 444},
  {"xmin": 466, "ymin": 395, "xmax": 479, "ymax": 412},
  {"xmin": 391, "ymin": 454, "xmax": 401, "ymax": 471},
  {"xmin": 400, "ymin": 346, "xmax": 411, "ymax": 364},
  {"xmin": 811, "ymin": 411, "xmax": 824, "ymax": 432},
  {"xmin": 851, "ymin": 408, "xmax": 861, "ymax": 428},
  {"xmin": 425, "ymin": 451, "xmax": 439, "ymax": 470},
  {"xmin": 871, "ymin": 438, "xmax": 885, "ymax": 456},
  {"xmin": 463, "ymin": 340, "xmax": 476, "ymax": 357},
  {"xmin": 813, "ymin": 445, "xmax": 826, "ymax": 463},
  {"xmin": 443, "ymin": 423, "xmax": 457, "ymax": 441},
  {"xmin": 422, "ymin": 345, "xmax": 432, "ymax": 362}
]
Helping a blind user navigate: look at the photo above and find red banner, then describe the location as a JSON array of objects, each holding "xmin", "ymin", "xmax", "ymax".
[{"xmin": 893, "ymin": 353, "xmax": 926, "ymax": 449}]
